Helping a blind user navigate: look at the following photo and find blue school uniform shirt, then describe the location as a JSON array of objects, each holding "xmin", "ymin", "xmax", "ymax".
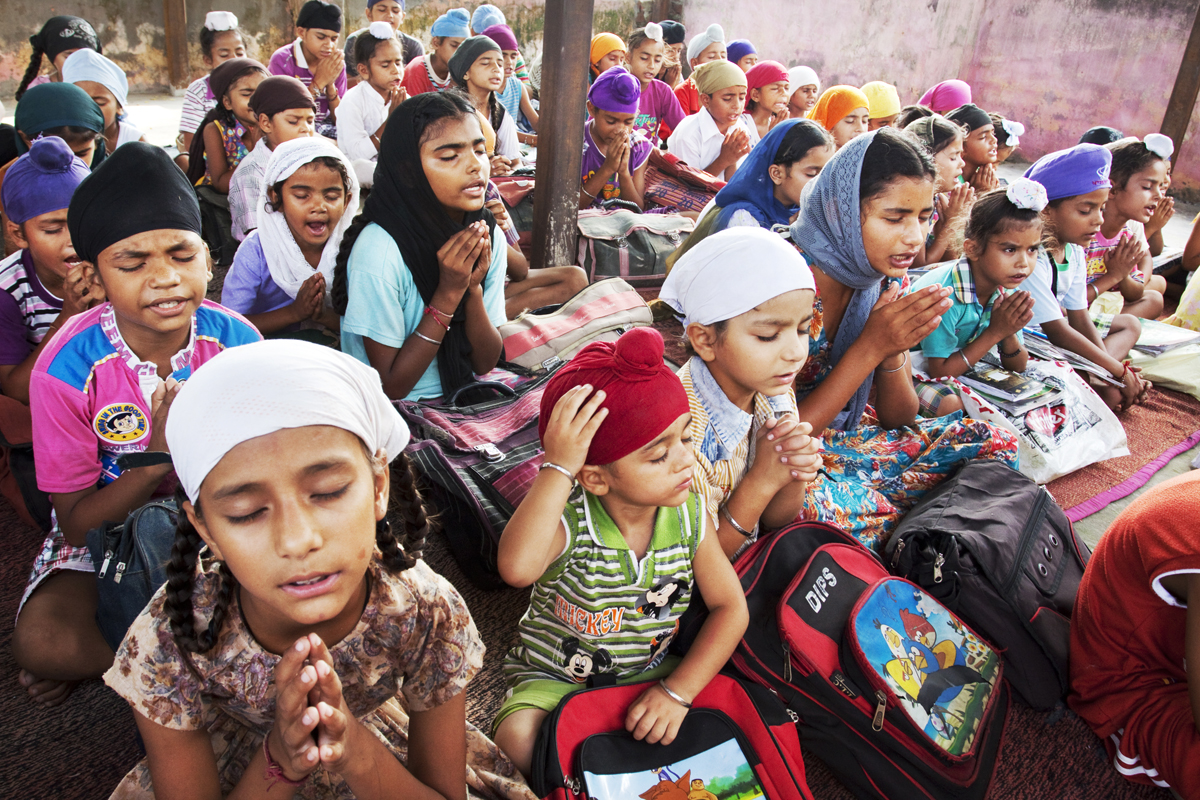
[
  {"xmin": 220, "ymin": 232, "xmax": 294, "ymax": 316},
  {"xmin": 910, "ymin": 258, "xmax": 1023, "ymax": 359},
  {"xmin": 341, "ymin": 222, "xmax": 508, "ymax": 401}
]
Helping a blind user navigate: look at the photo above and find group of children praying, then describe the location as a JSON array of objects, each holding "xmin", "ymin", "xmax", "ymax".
[{"xmin": 4, "ymin": 6, "xmax": 1200, "ymax": 800}]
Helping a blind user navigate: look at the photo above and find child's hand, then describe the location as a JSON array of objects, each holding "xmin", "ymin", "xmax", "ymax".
[
  {"xmin": 1146, "ymin": 196, "xmax": 1175, "ymax": 235},
  {"xmin": 969, "ymin": 163, "xmax": 999, "ymax": 193},
  {"xmin": 62, "ymin": 262, "xmax": 102, "ymax": 316},
  {"xmin": 616, "ymin": 136, "xmax": 633, "ymax": 177},
  {"xmin": 485, "ymin": 198, "xmax": 512, "ymax": 232},
  {"xmin": 313, "ymin": 51, "xmax": 345, "ymax": 92},
  {"xmin": 146, "ymin": 378, "xmax": 180, "ymax": 453},
  {"xmin": 752, "ymin": 417, "xmax": 821, "ymax": 491},
  {"xmin": 943, "ymin": 183, "xmax": 975, "ymax": 225},
  {"xmin": 268, "ymin": 637, "xmax": 324, "ymax": 782},
  {"xmin": 436, "ymin": 222, "xmax": 489, "ymax": 298},
  {"xmin": 387, "ymin": 85, "xmax": 408, "ymax": 114},
  {"xmin": 862, "ymin": 284, "xmax": 951, "ymax": 361},
  {"xmin": 602, "ymin": 137, "xmax": 628, "ymax": 177},
  {"xmin": 300, "ymin": 634, "xmax": 366, "ymax": 776},
  {"xmin": 468, "ymin": 228, "xmax": 492, "ymax": 290},
  {"xmin": 490, "ymin": 155, "xmax": 515, "ymax": 177},
  {"xmin": 291, "ymin": 273, "xmax": 326, "ymax": 323},
  {"xmin": 542, "ymin": 384, "xmax": 608, "ymax": 476},
  {"xmin": 625, "ymin": 682, "xmax": 688, "ymax": 745},
  {"xmin": 987, "ymin": 289, "xmax": 1034, "ymax": 338},
  {"xmin": 1105, "ymin": 236, "xmax": 1144, "ymax": 281},
  {"xmin": 720, "ymin": 128, "xmax": 751, "ymax": 162},
  {"xmin": 1117, "ymin": 363, "xmax": 1151, "ymax": 411}
]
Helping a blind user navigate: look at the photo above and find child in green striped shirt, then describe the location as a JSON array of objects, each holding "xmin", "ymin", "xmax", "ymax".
[{"xmin": 493, "ymin": 328, "xmax": 748, "ymax": 778}]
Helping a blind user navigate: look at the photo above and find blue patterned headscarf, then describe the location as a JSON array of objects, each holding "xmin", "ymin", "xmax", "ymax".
[{"xmin": 789, "ymin": 130, "xmax": 882, "ymax": 431}]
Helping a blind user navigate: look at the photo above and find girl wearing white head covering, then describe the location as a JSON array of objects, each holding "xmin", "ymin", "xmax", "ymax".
[
  {"xmin": 62, "ymin": 48, "xmax": 147, "ymax": 152},
  {"xmin": 787, "ymin": 66, "xmax": 820, "ymax": 119},
  {"xmin": 660, "ymin": 227, "xmax": 821, "ymax": 559},
  {"xmin": 221, "ymin": 136, "xmax": 359, "ymax": 338},
  {"xmin": 103, "ymin": 339, "xmax": 535, "ymax": 800}
]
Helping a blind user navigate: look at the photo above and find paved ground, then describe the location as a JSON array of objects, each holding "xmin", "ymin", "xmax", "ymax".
[{"xmin": 6, "ymin": 94, "xmax": 1196, "ymax": 544}]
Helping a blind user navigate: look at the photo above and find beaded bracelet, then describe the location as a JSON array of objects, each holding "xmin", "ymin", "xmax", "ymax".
[
  {"xmin": 424, "ymin": 306, "xmax": 451, "ymax": 331},
  {"xmin": 263, "ymin": 734, "xmax": 306, "ymax": 789}
]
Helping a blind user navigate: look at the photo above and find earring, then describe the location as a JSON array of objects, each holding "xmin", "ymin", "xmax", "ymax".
[{"xmin": 376, "ymin": 517, "xmax": 392, "ymax": 541}]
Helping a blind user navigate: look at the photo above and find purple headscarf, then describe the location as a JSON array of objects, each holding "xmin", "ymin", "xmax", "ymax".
[
  {"xmin": 918, "ymin": 80, "xmax": 972, "ymax": 114},
  {"xmin": 588, "ymin": 66, "xmax": 642, "ymax": 115}
]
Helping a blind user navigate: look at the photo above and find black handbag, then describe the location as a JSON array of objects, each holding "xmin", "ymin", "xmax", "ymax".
[{"xmin": 885, "ymin": 460, "xmax": 1091, "ymax": 710}]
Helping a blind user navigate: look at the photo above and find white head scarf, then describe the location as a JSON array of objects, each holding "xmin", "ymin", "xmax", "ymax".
[
  {"xmin": 257, "ymin": 137, "xmax": 360, "ymax": 300},
  {"xmin": 62, "ymin": 48, "xmax": 129, "ymax": 109},
  {"xmin": 661, "ymin": 227, "xmax": 815, "ymax": 326},
  {"xmin": 204, "ymin": 11, "xmax": 239, "ymax": 31},
  {"xmin": 788, "ymin": 66, "xmax": 820, "ymax": 96},
  {"xmin": 167, "ymin": 340, "xmax": 410, "ymax": 503},
  {"xmin": 687, "ymin": 23, "xmax": 725, "ymax": 63}
]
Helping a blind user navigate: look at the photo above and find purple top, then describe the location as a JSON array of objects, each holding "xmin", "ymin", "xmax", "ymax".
[
  {"xmin": 581, "ymin": 123, "xmax": 652, "ymax": 208},
  {"xmin": 221, "ymin": 232, "xmax": 294, "ymax": 317},
  {"xmin": 0, "ymin": 249, "xmax": 64, "ymax": 365},
  {"xmin": 267, "ymin": 40, "xmax": 348, "ymax": 126},
  {"xmin": 633, "ymin": 79, "xmax": 685, "ymax": 145}
]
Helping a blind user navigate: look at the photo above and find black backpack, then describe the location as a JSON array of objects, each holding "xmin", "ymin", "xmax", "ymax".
[{"xmin": 884, "ymin": 460, "xmax": 1090, "ymax": 711}]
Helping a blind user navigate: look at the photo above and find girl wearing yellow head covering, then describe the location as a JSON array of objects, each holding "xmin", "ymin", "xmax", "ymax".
[
  {"xmin": 861, "ymin": 81, "xmax": 902, "ymax": 130},
  {"xmin": 807, "ymin": 85, "xmax": 871, "ymax": 149},
  {"xmin": 590, "ymin": 32, "xmax": 627, "ymax": 78}
]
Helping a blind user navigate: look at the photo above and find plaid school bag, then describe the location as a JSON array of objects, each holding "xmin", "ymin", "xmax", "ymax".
[
  {"xmin": 530, "ymin": 673, "xmax": 813, "ymax": 800},
  {"xmin": 398, "ymin": 372, "xmax": 554, "ymax": 588},
  {"xmin": 722, "ymin": 522, "xmax": 1009, "ymax": 800}
]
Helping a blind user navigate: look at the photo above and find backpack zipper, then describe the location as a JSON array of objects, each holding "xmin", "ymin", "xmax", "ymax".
[
  {"xmin": 1002, "ymin": 490, "xmax": 1049, "ymax": 596},
  {"xmin": 871, "ymin": 690, "xmax": 887, "ymax": 731},
  {"xmin": 891, "ymin": 537, "xmax": 905, "ymax": 569},
  {"xmin": 782, "ymin": 641, "xmax": 793, "ymax": 682},
  {"xmin": 933, "ymin": 552, "xmax": 945, "ymax": 583}
]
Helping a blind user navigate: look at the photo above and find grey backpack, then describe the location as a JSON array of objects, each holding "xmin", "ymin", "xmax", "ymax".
[{"xmin": 884, "ymin": 460, "xmax": 1090, "ymax": 710}]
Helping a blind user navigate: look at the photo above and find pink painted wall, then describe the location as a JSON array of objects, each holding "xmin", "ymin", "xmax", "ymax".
[{"xmin": 683, "ymin": 0, "xmax": 1200, "ymax": 196}]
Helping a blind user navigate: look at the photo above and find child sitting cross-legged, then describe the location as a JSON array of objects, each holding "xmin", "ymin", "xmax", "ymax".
[
  {"xmin": 0, "ymin": 137, "xmax": 99, "ymax": 403},
  {"xmin": 337, "ymin": 22, "xmax": 408, "ymax": 187},
  {"xmin": 493, "ymin": 327, "xmax": 749, "ymax": 777},
  {"xmin": 1023, "ymin": 143, "xmax": 1151, "ymax": 412},
  {"xmin": 1084, "ymin": 135, "xmax": 1173, "ymax": 319},
  {"xmin": 103, "ymin": 340, "xmax": 533, "ymax": 799},
  {"xmin": 911, "ymin": 180, "xmax": 1045, "ymax": 418},
  {"xmin": 12, "ymin": 143, "xmax": 261, "ymax": 707},
  {"xmin": 581, "ymin": 67, "xmax": 652, "ymax": 210},
  {"xmin": 228, "ymin": 76, "xmax": 318, "ymax": 242},
  {"xmin": 661, "ymin": 227, "xmax": 823, "ymax": 559},
  {"xmin": 222, "ymin": 137, "xmax": 357, "ymax": 339},
  {"xmin": 184, "ymin": 58, "xmax": 269, "ymax": 191},
  {"xmin": 449, "ymin": 35, "xmax": 521, "ymax": 177},
  {"xmin": 268, "ymin": 0, "xmax": 347, "ymax": 139}
]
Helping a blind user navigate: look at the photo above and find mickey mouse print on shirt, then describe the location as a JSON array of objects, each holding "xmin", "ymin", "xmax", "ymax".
[
  {"xmin": 636, "ymin": 578, "xmax": 690, "ymax": 621},
  {"xmin": 560, "ymin": 636, "xmax": 614, "ymax": 683}
]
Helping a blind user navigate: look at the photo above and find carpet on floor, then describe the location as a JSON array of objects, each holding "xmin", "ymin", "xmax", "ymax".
[{"xmin": 1046, "ymin": 387, "xmax": 1200, "ymax": 521}]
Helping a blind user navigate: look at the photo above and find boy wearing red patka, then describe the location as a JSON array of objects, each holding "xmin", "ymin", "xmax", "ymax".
[{"xmin": 1070, "ymin": 471, "xmax": 1200, "ymax": 796}]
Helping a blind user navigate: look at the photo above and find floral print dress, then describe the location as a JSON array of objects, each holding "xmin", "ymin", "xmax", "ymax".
[
  {"xmin": 795, "ymin": 283, "xmax": 1020, "ymax": 552},
  {"xmin": 104, "ymin": 556, "xmax": 534, "ymax": 800}
]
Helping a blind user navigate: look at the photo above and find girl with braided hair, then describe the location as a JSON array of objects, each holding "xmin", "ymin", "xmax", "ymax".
[{"xmin": 103, "ymin": 339, "xmax": 533, "ymax": 800}]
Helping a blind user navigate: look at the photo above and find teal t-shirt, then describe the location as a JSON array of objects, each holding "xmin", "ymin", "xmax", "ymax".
[
  {"xmin": 341, "ymin": 222, "xmax": 508, "ymax": 401},
  {"xmin": 911, "ymin": 258, "xmax": 1022, "ymax": 360}
]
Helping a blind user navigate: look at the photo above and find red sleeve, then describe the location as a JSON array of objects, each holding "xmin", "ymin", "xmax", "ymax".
[
  {"xmin": 1125, "ymin": 474, "xmax": 1200, "ymax": 607},
  {"xmin": 661, "ymin": 84, "xmax": 686, "ymax": 130},
  {"xmin": 403, "ymin": 58, "xmax": 432, "ymax": 96}
]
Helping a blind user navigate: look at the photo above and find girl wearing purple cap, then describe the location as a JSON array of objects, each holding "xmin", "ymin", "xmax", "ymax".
[
  {"xmin": 581, "ymin": 67, "xmax": 652, "ymax": 210},
  {"xmin": 482, "ymin": 25, "xmax": 539, "ymax": 146},
  {"xmin": 1023, "ymin": 144, "xmax": 1150, "ymax": 412}
]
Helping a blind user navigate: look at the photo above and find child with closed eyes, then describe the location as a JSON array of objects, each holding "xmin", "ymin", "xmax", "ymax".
[{"xmin": 103, "ymin": 340, "xmax": 533, "ymax": 799}]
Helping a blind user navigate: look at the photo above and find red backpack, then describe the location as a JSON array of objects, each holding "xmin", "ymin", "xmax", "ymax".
[
  {"xmin": 529, "ymin": 673, "xmax": 813, "ymax": 800},
  {"xmin": 728, "ymin": 522, "xmax": 1009, "ymax": 800}
]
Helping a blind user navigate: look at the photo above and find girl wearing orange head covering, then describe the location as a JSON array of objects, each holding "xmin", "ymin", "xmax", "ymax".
[
  {"xmin": 807, "ymin": 85, "xmax": 870, "ymax": 149},
  {"xmin": 590, "ymin": 32, "xmax": 627, "ymax": 79}
]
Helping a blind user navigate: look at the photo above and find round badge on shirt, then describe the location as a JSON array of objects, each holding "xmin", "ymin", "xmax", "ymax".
[{"xmin": 94, "ymin": 403, "xmax": 150, "ymax": 444}]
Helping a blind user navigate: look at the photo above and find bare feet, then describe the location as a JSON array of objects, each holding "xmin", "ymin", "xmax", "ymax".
[{"xmin": 19, "ymin": 669, "xmax": 79, "ymax": 707}]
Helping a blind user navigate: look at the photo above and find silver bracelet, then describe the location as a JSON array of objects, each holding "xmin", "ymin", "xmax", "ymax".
[
  {"xmin": 658, "ymin": 679, "xmax": 692, "ymax": 709},
  {"xmin": 539, "ymin": 461, "xmax": 575, "ymax": 481},
  {"xmin": 881, "ymin": 350, "xmax": 909, "ymax": 373},
  {"xmin": 413, "ymin": 330, "xmax": 442, "ymax": 346},
  {"xmin": 956, "ymin": 350, "xmax": 972, "ymax": 370},
  {"xmin": 581, "ymin": 185, "xmax": 597, "ymax": 200},
  {"xmin": 721, "ymin": 504, "xmax": 757, "ymax": 538}
]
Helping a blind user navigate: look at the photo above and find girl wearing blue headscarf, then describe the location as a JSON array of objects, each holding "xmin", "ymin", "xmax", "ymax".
[
  {"xmin": 669, "ymin": 119, "xmax": 832, "ymax": 268},
  {"xmin": 788, "ymin": 127, "xmax": 1019, "ymax": 552}
]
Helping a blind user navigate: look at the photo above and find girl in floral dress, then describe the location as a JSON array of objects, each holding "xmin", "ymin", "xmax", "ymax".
[
  {"xmin": 789, "ymin": 127, "xmax": 1019, "ymax": 551},
  {"xmin": 103, "ymin": 340, "xmax": 532, "ymax": 800}
]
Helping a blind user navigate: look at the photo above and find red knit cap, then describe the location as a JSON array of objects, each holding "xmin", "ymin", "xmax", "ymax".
[{"xmin": 538, "ymin": 328, "xmax": 690, "ymax": 466}]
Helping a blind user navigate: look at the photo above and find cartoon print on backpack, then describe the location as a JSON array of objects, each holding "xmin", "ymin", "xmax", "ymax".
[
  {"xmin": 855, "ymin": 581, "xmax": 1000, "ymax": 756},
  {"xmin": 639, "ymin": 769, "xmax": 691, "ymax": 800},
  {"xmin": 687, "ymin": 777, "xmax": 719, "ymax": 800},
  {"xmin": 636, "ymin": 577, "xmax": 689, "ymax": 620},
  {"xmin": 646, "ymin": 622, "xmax": 677, "ymax": 670},
  {"xmin": 560, "ymin": 636, "xmax": 614, "ymax": 683}
]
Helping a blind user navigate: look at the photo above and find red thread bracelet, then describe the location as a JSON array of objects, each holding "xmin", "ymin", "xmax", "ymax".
[
  {"xmin": 424, "ymin": 306, "xmax": 451, "ymax": 331},
  {"xmin": 263, "ymin": 734, "xmax": 307, "ymax": 788}
]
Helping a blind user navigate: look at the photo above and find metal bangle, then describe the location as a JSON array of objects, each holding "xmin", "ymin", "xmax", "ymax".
[
  {"xmin": 721, "ymin": 504, "xmax": 757, "ymax": 539},
  {"xmin": 581, "ymin": 185, "xmax": 597, "ymax": 200},
  {"xmin": 955, "ymin": 350, "xmax": 972, "ymax": 370},
  {"xmin": 539, "ymin": 461, "xmax": 576, "ymax": 481},
  {"xmin": 412, "ymin": 330, "xmax": 442, "ymax": 346},
  {"xmin": 658, "ymin": 679, "xmax": 693, "ymax": 709},
  {"xmin": 881, "ymin": 350, "xmax": 910, "ymax": 373}
]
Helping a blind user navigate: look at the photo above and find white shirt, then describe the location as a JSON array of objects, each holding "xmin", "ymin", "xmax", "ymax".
[
  {"xmin": 115, "ymin": 120, "xmax": 145, "ymax": 149},
  {"xmin": 494, "ymin": 107, "xmax": 520, "ymax": 161},
  {"xmin": 666, "ymin": 108, "xmax": 750, "ymax": 180},
  {"xmin": 740, "ymin": 113, "xmax": 762, "ymax": 148},
  {"xmin": 337, "ymin": 81, "xmax": 388, "ymax": 162},
  {"xmin": 1028, "ymin": 244, "xmax": 1089, "ymax": 328},
  {"xmin": 228, "ymin": 138, "xmax": 273, "ymax": 242}
]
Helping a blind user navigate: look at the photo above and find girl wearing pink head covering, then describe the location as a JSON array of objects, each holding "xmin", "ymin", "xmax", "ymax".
[{"xmin": 918, "ymin": 79, "xmax": 972, "ymax": 114}]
